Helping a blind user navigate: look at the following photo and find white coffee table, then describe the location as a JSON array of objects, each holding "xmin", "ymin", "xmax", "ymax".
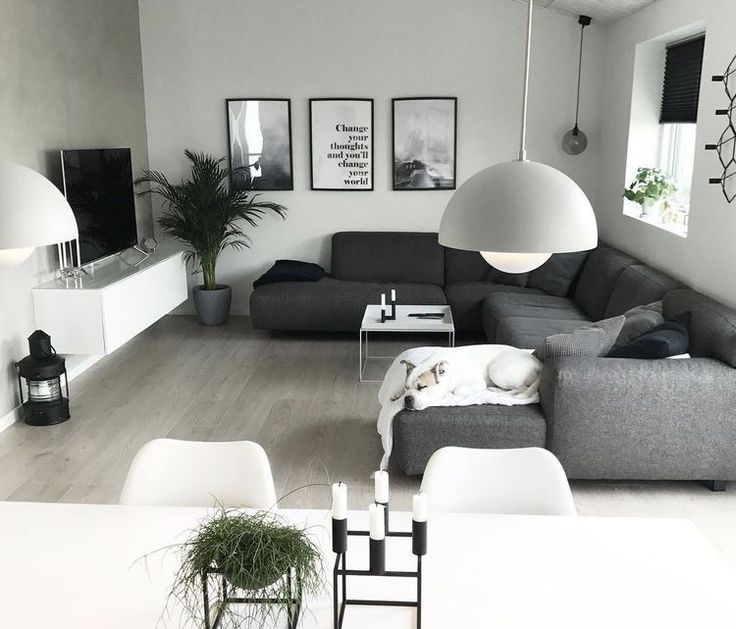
[{"xmin": 359, "ymin": 304, "xmax": 454, "ymax": 381}]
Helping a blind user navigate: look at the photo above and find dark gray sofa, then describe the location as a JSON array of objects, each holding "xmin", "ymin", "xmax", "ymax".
[
  {"xmin": 251, "ymin": 232, "xmax": 447, "ymax": 332},
  {"xmin": 394, "ymin": 284, "xmax": 736, "ymax": 486},
  {"xmin": 251, "ymin": 233, "xmax": 680, "ymax": 348},
  {"xmin": 252, "ymin": 231, "xmax": 736, "ymax": 486}
]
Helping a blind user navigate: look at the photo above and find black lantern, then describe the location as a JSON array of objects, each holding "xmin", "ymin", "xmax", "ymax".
[{"xmin": 15, "ymin": 330, "xmax": 70, "ymax": 426}]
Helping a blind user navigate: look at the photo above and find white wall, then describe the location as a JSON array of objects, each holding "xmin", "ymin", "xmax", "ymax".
[
  {"xmin": 0, "ymin": 0, "xmax": 150, "ymax": 420},
  {"xmin": 597, "ymin": 0, "xmax": 736, "ymax": 307},
  {"xmin": 138, "ymin": 0, "xmax": 605, "ymax": 314}
]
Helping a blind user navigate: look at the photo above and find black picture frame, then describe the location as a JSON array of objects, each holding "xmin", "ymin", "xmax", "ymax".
[
  {"xmin": 392, "ymin": 97, "xmax": 457, "ymax": 191},
  {"xmin": 226, "ymin": 98, "xmax": 294, "ymax": 191},
  {"xmin": 309, "ymin": 98, "xmax": 374, "ymax": 191}
]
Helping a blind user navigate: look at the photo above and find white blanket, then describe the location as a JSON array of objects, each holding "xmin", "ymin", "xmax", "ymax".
[{"xmin": 377, "ymin": 346, "xmax": 539, "ymax": 470}]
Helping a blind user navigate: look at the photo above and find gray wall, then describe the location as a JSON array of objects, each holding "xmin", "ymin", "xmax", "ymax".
[
  {"xmin": 0, "ymin": 0, "xmax": 151, "ymax": 419},
  {"xmin": 596, "ymin": 0, "xmax": 736, "ymax": 308},
  {"xmin": 138, "ymin": 0, "xmax": 605, "ymax": 314}
]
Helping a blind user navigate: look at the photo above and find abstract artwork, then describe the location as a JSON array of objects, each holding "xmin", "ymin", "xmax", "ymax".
[
  {"xmin": 309, "ymin": 98, "xmax": 373, "ymax": 191},
  {"xmin": 226, "ymin": 99, "xmax": 293, "ymax": 191},
  {"xmin": 392, "ymin": 97, "xmax": 457, "ymax": 190}
]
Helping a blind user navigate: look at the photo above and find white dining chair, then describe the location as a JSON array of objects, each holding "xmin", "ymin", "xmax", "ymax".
[
  {"xmin": 119, "ymin": 438, "xmax": 278, "ymax": 508},
  {"xmin": 420, "ymin": 446, "xmax": 577, "ymax": 516}
]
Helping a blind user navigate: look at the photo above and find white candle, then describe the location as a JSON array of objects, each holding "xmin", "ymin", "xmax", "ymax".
[
  {"xmin": 380, "ymin": 293, "xmax": 386, "ymax": 311},
  {"xmin": 369, "ymin": 503, "xmax": 385, "ymax": 540},
  {"xmin": 412, "ymin": 492, "xmax": 428, "ymax": 522},
  {"xmin": 374, "ymin": 470, "xmax": 389, "ymax": 503},
  {"xmin": 332, "ymin": 482, "xmax": 348, "ymax": 520},
  {"xmin": 391, "ymin": 289, "xmax": 396, "ymax": 302}
]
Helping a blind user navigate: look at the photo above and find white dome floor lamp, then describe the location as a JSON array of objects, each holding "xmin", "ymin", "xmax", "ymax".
[
  {"xmin": 0, "ymin": 162, "xmax": 79, "ymax": 270},
  {"xmin": 439, "ymin": 0, "xmax": 598, "ymax": 273}
]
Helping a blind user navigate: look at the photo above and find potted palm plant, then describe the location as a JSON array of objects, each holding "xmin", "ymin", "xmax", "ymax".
[{"xmin": 137, "ymin": 150, "xmax": 286, "ymax": 325}]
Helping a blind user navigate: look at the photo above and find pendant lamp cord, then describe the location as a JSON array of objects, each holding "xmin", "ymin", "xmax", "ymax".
[
  {"xmin": 574, "ymin": 21, "xmax": 585, "ymax": 128},
  {"xmin": 518, "ymin": 0, "xmax": 533, "ymax": 161}
]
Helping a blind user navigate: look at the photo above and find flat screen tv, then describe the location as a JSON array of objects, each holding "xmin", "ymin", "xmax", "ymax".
[{"xmin": 61, "ymin": 148, "xmax": 138, "ymax": 265}]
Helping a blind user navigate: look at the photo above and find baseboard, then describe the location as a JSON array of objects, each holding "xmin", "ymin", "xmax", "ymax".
[
  {"xmin": 0, "ymin": 406, "xmax": 20, "ymax": 433},
  {"xmin": 0, "ymin": 353, "xmax": 103, "ymax": 435},
  {"xmin": 66, "ymin": 354, "xmax": 104, "ymax": 380}
]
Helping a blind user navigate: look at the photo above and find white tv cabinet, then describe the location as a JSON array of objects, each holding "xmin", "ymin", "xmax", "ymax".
[{"xmin": 32, "ymin": 246, "xmax": 187, "ymax": 355}]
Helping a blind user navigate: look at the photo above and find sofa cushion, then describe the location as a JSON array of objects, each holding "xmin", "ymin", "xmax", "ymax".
[
  {"xmin": 444, "ymin": 282, "xmax": 545, "ymax": 332},
  {"xmin": 664, "ymin": 289, "xmax": 736, "ymax": 367},
  {"xmin": 604, "ymin": 265, "xmax": 681, "ymax": 317},
  {"xmin": 614, "ymin": 301, "xmax": 665, "ymax": 347},
  {"xmin": 331, "ymin": 232, "xmax": 444, "ymax": 285},
  {"xmin": 534, "ymin": 316, "xmax": 625, "ymax": 361},
  {"xmin": 482, "ymin": 292, "xmax": 589, "ymax": 342},
  {"xmin": 527, "ymin": 251, "xmax": 589, "ymax": 297},
  {"xmin": 392, "ymin": 403, "xmax": 546, "ymax": 475},
  {"xmin": 250, "ymin": 277, "xmax": 447, "ymax": 332},
  {"xmin": 609, "ymin": 315, "xmax": 689, "ymax": 359},
  {"xmin": 573, "ymin": 245, "xmax": 638, "ymax": 320},
  {"xmin": 444, "ymin": 248, "xmax": 528, "ymax": 286},
  {"xmin": 495, "ymin": 317, "xmax": 597, "ymax": 349}
]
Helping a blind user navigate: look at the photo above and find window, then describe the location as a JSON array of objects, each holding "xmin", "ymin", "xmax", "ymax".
[
  {"xmin": 623, "ymin": 33, "xmax": 705, "ymax": 238},
  {"xmin": 654, "ymin": 122, "xmax": 696, "ymax": 234}
]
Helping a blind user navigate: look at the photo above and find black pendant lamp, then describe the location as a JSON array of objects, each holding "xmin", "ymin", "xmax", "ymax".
[{"xmin": 562, "ymin": 15, "xmax": 591, "ymax": 156}]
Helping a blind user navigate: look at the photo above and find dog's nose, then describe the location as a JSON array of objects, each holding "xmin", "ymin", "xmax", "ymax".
[{"xmin": 405, "ymin": 395, "xmax": 415, "ymax": 409}]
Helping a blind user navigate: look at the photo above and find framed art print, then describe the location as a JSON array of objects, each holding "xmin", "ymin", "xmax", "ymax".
[
  {"xmin": 392, "ymin": 97, "xmax": 457, "ymax": 190},
  {"xmin": 309, "ymin": 98, "xmax": 374, "ymax": 191},
  {"xmin": 226, "ymin": 98, "xmax": 293, "ymax": 191}
]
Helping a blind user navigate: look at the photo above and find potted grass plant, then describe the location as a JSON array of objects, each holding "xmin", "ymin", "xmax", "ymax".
[
  {"xmin": 167, "ymin": 508, "xmax": 323, "ymax": 628},
  {"xmin": 137, "ymin": 150, "xmax": 286, "ymax": 326},
  {"xmin": 623, "ymin": 167, "xmax": 677, "ymax": 218}
]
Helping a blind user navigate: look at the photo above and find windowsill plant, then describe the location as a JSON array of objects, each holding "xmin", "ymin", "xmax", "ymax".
[{"xmin": 623, "ymin": 167, "xmax": 677, "ymax": 218}]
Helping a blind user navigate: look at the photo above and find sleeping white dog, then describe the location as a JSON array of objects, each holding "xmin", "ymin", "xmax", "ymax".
[{"xmin": 391, "ymin": 345, "xmax": 541, "ymax": 411}]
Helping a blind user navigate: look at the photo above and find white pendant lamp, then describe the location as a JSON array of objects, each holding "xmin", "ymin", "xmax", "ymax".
[
  {"xmin": 439, "ymin": 0, "xmax": 597, "ymax": 273},
  {"xmin": 0, "ymin": 162, "xmax": 79, "ymax": 270}
]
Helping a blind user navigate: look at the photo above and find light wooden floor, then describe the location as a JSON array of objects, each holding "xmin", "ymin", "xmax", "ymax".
[{"xmin": 2, "ymin": 315, "xmax": 735, "ymax": 566}]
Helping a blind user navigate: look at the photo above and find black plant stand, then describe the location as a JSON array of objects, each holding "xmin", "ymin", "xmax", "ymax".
[{"xmin": 202, "ymin": 568, "xmax": 302, "ymax": 629}]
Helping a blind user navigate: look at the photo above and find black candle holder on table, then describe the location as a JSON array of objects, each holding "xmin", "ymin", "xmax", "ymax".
[
  {"xmin": 380, "ymin": 292, "xmax": 397, "ymax": 323},
  {"xmin": 332, "ymin": 502, "xmax": 427, "ymax": 629},
  {"xmin": 201, "ymin": 568, "xmax": 302, "ymax": 629}
]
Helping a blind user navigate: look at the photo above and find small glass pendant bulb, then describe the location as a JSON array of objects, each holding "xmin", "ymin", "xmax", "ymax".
[{"xmin": 562, "ymin": 125, "xmax": 588, "ymax": 155}]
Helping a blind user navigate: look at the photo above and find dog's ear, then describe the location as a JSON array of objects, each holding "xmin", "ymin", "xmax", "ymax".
[
  {"xmin": 400, "ymin": 359, "xmax": 416, "ymax": 376},
  {"xmin": 431, "ymin": 360, "xmax": 448, "ymax": 383}
]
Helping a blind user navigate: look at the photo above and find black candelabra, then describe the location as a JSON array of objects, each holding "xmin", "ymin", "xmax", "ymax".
[{"xmin": 331, "ymin": 502, "xmax": 427, "ymax": 629}]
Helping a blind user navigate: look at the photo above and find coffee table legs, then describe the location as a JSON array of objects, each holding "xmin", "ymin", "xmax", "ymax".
[{"xmin": 359, "ymin": 328, "xmax": 456, "ymax": 383}]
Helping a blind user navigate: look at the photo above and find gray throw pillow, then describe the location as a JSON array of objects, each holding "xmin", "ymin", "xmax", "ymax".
[
  {"xmin": 614, "ymin": 301, "xmax": 665, "ymax": 347},
  {"xmin": 534, "ymin": 316, "xmax": 626, "ymax": 361},
  {"xmin": 526, "ymin": 251, "xmax": 589, "ymax": 297}
]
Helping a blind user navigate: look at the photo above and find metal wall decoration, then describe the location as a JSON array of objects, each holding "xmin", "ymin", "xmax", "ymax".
[{"xmin": 706, "ymin": 56, "xmax": 736, "ymax": 202}]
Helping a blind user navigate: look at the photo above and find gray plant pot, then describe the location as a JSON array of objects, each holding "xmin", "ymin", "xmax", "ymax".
[{"xmin": 192, "ymin": 285, "xmax": 232, "ymax": 326}]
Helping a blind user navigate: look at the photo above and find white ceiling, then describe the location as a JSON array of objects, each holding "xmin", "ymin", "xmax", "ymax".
[{"xmin": 518, "ymin": 0, "xmax": 660, "ymax": 24}]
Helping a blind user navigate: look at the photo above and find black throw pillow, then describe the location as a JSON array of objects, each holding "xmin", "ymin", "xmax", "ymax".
[
  {"xmin": 253, "ymin": 260, "xmax": 325, "ymax": 288},
  {"xmin": 608, "ymin": 313, "xmax": 690, "ymax": 359}
]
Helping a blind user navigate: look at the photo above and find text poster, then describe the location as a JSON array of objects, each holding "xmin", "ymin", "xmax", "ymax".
[{"xmin": 310, "ymin": 99, "xmax": 373, "ymax": 190}]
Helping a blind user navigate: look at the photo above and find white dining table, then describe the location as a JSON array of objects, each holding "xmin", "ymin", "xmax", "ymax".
[{"xmin": 0, "ymin": 501, "xmax": 734, "ymax": 628}]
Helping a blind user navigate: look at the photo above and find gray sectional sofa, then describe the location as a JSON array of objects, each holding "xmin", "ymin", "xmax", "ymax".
[{"xmin": 252, "ymin": 231, "xmax": 736, "ymax": 487}]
